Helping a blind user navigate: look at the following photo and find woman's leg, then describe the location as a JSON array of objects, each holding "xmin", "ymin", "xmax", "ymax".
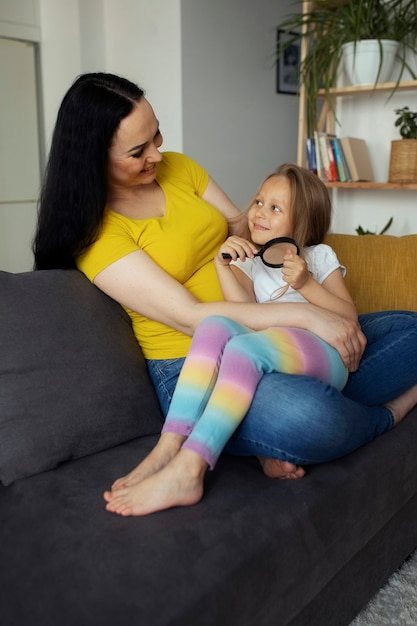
[
  {"xmin": 182, "ymin": 327, "xmax": 347, "ymax": 468},
  {"xmin": 227, "ymin": 311, "xmax": 417, "ymax": 465},
  {"xmin": 344, "ymin": 310, "xmax": 417, "ymax": 404},
  {"xmin": 146, "ymin": 311, "xmax": 417, "ymax": 468},
  {"xmin": 146, "ymin": 357, "xmax": 185, "ymax": 417},
  {"xmin": 225, "ymin": 373, "xmax": 395, "ymax": 465}
]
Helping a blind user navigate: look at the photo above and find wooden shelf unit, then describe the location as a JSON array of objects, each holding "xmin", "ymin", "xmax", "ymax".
[
  {"xmin": 326, "ymin": 182, "xmax": 417, "ymax": 190},
  {"xmin": 295, "ymin": 2, "xmax": 417, "ymax": 191},
  {"xmin": 298, "ymin": 80, "xmax": 417, "ymax": 189},
  {"xmin": 318, "ymin": 79, "xmax": 417, "ymax": 98}
]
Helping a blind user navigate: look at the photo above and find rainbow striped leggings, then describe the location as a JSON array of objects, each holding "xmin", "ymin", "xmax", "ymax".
[{"xmin": 162, "ymin": 315, "xmax": 348, "ymax": 469}]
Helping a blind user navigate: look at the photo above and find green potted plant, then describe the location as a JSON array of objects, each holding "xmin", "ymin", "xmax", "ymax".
[
  {"xmin": 393, "ymin": 105, "xmax": 417, "ymax": 138},
  {"xmin": 388, "ymin": 106, "xmax": 417, "ymax": 182},
  {"xmin": 277, "ymin": 0, "xmax": 417, "ymax": 135},
  {"xmin": 356, "ymin": 217, "xmax": 393, "ymax": 235}
]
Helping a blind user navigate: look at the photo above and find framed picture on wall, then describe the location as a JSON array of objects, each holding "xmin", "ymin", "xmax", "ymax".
[{"xmin": 276, "ymin": 30, "xmax": 301, "ymax": 95}]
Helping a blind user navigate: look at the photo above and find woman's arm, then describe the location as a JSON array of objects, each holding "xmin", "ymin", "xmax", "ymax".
[
  {"xmin": 93, "ymin": 249, "xmax": 366, "ymax": 371},
  {"xmin": 202, "ymin": 177, "xmax": 249, "ymax": 238}
]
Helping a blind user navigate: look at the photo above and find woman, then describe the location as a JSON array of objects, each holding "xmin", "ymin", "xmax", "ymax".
[{"xmin": 34, "ymin": 73, "xmax": 417, "ymax": 514}]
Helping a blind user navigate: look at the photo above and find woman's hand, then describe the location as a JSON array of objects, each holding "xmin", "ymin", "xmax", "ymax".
[
  {"xmin": 215, "ymin": 236, "xmax": 258, "ymax": 266},
  {"xmin": 307, "ymin": 307, "xmax": 367, "ymax": 372}
]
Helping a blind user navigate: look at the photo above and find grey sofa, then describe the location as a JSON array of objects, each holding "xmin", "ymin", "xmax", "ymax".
[{"xmin": 1, "ymin": 234, "xmax": 417, "ymax": 626}]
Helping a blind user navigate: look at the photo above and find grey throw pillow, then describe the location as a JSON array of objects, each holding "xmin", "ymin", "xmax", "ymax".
[{"xmin": 0, "ymin": 269, "xmax": 163, "ymax": 485}]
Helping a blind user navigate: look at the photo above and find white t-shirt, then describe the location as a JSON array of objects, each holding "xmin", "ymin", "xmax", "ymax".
[{"xmin": 232, "ymin": 243, "xmax": 346, "ymax": 304}]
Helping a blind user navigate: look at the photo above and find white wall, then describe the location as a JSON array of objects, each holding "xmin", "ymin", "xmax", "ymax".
[
  {"xmin": 36, "ymin": 0, "xmax": 417, "ymax": 234},
  {"xmin": 38, "ymin": 0, "xmax": 183, "ymax": 152},
  {"xmin": 37, "ymin": 0, "xmax": 297, "ymax": 209},
  {"xmin": 0, "ymin": 0, "xmax": 40, "ymax": 39},
  {"xmin": 181, "ymin": 0, "xmax": 298, "ymax": 209},
  {"xmin": 38, "ymin": 0, "xmax": 82, "ymax": 151},
  {"xmin": 0, "ymin": 36, "xmax": 40, "ymax": 272},
  {"xmin": 101, "ymin": 0, "xmax": 183, "ymax": 151},
  {"xmin": 3, "ymin": 0, "xmax": 414, "ymax": 272},
  {"xmin": 0, "ymin": 1, "xmax": 41, "ymax": 271}
]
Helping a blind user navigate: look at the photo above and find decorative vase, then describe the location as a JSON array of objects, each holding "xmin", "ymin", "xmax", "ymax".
[
  {"xmin": 342, "ymin": 40, "xmax": 399, "ymax": 85},
  {"xmin": 388, "ymin": 139, "xmax": 417, "ymax": 183}
]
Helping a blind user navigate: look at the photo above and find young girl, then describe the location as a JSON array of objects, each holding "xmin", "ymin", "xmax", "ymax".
[{"xmin": 105, "ymin": 163, "xmax": 359, "ymax": 516}]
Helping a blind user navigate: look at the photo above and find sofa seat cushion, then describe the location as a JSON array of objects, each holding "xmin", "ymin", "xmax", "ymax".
[
  {"xmin": 0, "ymin": 270, "xmax": 163, "ymax": 486},
  {"xmin": 2, "ymin": 407, "xmax": 417, "ymax": 626}
]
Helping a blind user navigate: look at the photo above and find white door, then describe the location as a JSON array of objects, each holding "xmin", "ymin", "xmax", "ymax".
[{"xmin": 0, "ymin": 37, "xmax": 41, "ymax": 272}]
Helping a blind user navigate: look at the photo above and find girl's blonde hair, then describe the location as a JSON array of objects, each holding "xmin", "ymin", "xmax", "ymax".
[
  {"xmin": 251, "ymin": 163, "xmax": 332, "ymax": 300},
  {"xmin": 264, "ymin": 162, "xmax": 332, "ymax": 251}
]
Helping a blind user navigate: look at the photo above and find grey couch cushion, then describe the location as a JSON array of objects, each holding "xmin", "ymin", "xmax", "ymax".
[{"xmin": 0, "ymin": 270, "xmax": 163, "ymax": 486}]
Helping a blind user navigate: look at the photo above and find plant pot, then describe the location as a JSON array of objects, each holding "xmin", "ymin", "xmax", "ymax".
[
  {"xmin": 342, "ymin": 40, "xmax": 399, "ymax": 85},
  {"xmin": 388, "ymin": 139, "xmax": 417, "ymax": 183},
  {"xmin": 391, "ymin": 42, "xmax": 417, "ymax": 81}
]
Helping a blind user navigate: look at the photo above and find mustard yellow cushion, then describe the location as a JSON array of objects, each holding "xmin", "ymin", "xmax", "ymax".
[{"xmin": 325, "ymin": 234, "xmax": 417, "ymax": 315}]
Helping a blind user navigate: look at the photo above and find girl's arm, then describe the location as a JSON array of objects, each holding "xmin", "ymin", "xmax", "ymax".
[
  {"xmin": 93, "ymin": 248, "xmax": 366, "ymax": 371},
  {"xmin": 282, "ymin": 253, "xmax": 357, "ymax": 321},
  {"xmin": 214, "ymin": 235, "xmax": 258, "ymax": 303}
]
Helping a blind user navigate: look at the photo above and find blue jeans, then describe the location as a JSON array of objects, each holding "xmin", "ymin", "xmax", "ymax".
[{"xmin": 146, "ymin": 311, "xmax": 417, "ymax": 466}]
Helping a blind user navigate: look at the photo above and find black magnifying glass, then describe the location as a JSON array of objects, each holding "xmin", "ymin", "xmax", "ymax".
[{"xmin": 222, "ymin": 236, "xmax": 299, "ymax": 268}]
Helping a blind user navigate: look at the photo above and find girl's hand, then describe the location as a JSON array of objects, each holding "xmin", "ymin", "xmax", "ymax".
[
  {"xmin": 281, "ymin": 251, "xmax": 310, "ymax": 290},
  {"xmin": 215, "ymin": 236, "xmax": 258, "ymax": 266}
]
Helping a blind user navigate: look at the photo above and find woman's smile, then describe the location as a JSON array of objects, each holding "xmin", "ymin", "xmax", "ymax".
[{"xmin": 142, "ymin": 163, "xmax": 156, "ymax": 175}]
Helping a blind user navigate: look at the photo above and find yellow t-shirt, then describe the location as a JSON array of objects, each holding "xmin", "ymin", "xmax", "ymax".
[{"xmin": 77, "ymin": 152, "xmax": 228, "ymax": 359}]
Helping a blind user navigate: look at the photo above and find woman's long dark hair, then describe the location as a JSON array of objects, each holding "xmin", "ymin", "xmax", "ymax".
[{"xmin": 33, "ymin": 73, "xmax": 144, "ymax": 269}]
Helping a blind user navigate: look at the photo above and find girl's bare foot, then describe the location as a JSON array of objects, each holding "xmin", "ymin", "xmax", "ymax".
[
  {"xmin": 386, "ymin": 383, "xmax": 417, "ymax": 426},
  {"xmin": 258, "ymin": 456, "xmax": 305, "ymax": 479},
  {"xmin": 111, "ymin": 432, "xmax": 186, "ymax": 491},
  {"xmin": 104, "ymin": 449, "xmax": 208, "ymax": 516}
]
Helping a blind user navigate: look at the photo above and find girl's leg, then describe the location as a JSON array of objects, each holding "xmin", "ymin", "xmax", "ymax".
[
  {"xmin": 227, "ymin": 311, "xmax": 417, "ymax": 464},
  {"xmin": 105, "ymin": 312, "xmax": 417, "ymax": 515},
  {"xmin": 183, "ymin": 328, "xmax": 348, "ymax": 468},
  {"xmin": 109, "ymin": 317, "xmax": 244, "ymax": 491},
  {"xmin": 251, "ymin": 327, "xmax": 348, "ymax": 390},
  {"xmin": 146, "ymin": 311, "xmax": 417, "ymax": 467},
  {"xmin": 161, "ymin": 315, "xmax": 253, "ymax": 437},
  {"xmin": 106, "ymin": 326, "xmax": 344, "ymax": 513}
]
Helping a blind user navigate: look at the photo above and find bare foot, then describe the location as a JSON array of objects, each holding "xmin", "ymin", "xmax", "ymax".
[
  {"xmin": 258, "ymin": 456, "xmax": 306, "ymax": 479},
  {"xmin": 104, "ymin": 449, "xmax": 208, "ymax": 516},
  {"xmin": 111, "ymin": 432, "xmax": 186, "ymax": 491},
  {"xmin": 386, "ymin": 383, "xmax": 417, "ymax": 426}
]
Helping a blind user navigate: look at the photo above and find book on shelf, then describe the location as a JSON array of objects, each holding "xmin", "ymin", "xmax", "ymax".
[
  {"xmin": 314, "ymin": 131, "xmax": 335, "ymax": 182},
  {"xmin": 306, "ymin": 131, "xmax": 340, "ymax": 182},
  {"xmin": 305, "ymin": 134, "xmax": 373, "ymax": 183},
  {"xmin": 325, "ymin": 135, "xmax": 339, "ymax": 182},
  {"xmin": 330, "ymin": 137, "xmax": 351, "ymax": 182},
  {"xmin": 339, "ymin": 137, "xmax": 375, "ymax": 182}
]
